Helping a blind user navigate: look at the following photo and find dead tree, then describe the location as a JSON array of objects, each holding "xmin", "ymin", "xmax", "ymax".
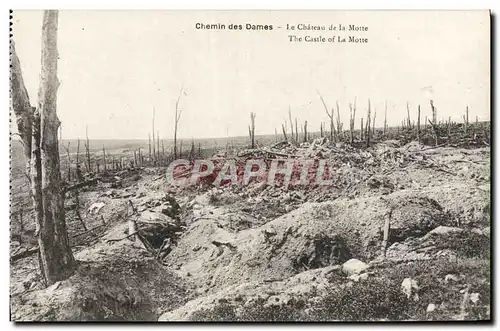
[
  {"xmin": 73, "ymin": 189, "xmax": 87, "ymax": 231},
  {"xmin": 148, "ymin": 133, "xmax": 152, "ymax": 164},
  {"xmin": 152, "ymin": 106, "xmax": 156, "ymax": 164},
  {"xmin": 349, "ymin": 98, "xmax": 357, "ymax": 144},
  {"xmin": 84, "ymin": 125, "xmax": 91, "ymax": 172},
  {"xmin": 417, "ymin": 105, "xmax": 421, "ymax": 143},
  {"xmin": 295, "ymin": 117, "xmax": 298, "ymax": 143},
  {"xmin": 10, "ymin": 11, "xmax": 75, "ymax": 285},
  {"xmin": 383, "ymin": 101, "xmax": 388, "ymax": 136},
  {"xmin": 365, "ymin": 99, "xmax": 372, "ymax": 147},
  {"xmin": 62, "ymin": 142, "xmax": 71, "ymax": 181},
  {"xmin": 430, "ymin": 100, "xmax": 437, "ymax": 125},
  {"xmin": 372, "ymin": 108, "xmax": 377, "ymax": 136},
  {"xmin": 249, "ymin": 112, "xmax": 256, "ymax": 148},
  {"xmin": 281, "ymin": 123, "xmax": 288, "ymax": 141},
  {"xmin": 161, "ymin": 141, "xmax": 165, "ymax": 165},
  {"xmin": 156, "ymin": 130, "xmax": 160, "ymax": 165},
  {"xmin": 360, "ymin": 118, "xmax": 364, "ymax": 141},
  {"xmin": 189, "ymin": 139, "xmax": 195, "ymax": 160},
  {"xmin": 318, "ymin": 91, "xmax": 335, "ymax": 142},
  {"xmin": 303, "ymin": 120, "xmax": 308, "ymax": 143},
  {"xmin": 335, "ymin": 101, "xmax": 343, "ymax": 141},
  {"xmin": 288, "ymin": 107, "xmax": 295, "ymax": 144},
  {"xmin": 102, "ymin": 145, "xmax": 107, "ymax": 172},
  {"xmin": 75, "ymin": 138, "xmax": 82, "ymax": 181},
  {"xmin": 406, "ymin": 102, "xmax": 412, "ymax": 128},
  {"xmin": 320, "ymin": 122, "xmax": 324, "ymax": 138},
  {"xmin": 463, "ymin": 106, "xmax": 469, "ymax": 135},
  {"xmin": 173, "ymin": 86, "xmax": 185, "ymax": 159}
]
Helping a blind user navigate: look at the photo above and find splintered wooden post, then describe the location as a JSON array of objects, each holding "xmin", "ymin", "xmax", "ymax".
[
  {"xmin": 288, "ymin": 107, "xmax": 294, "ymax": 144},
  {"xmin": 133, "ymin": 150, "xmax": 137, "ymax": 166},
  {"xmin": 320, "ymin": 122, "xmax": 324, "ymax": 138}
]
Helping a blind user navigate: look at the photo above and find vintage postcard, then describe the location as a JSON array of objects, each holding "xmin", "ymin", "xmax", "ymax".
[{"xmin": 10, "ymin": 10, "xmax": 490, "ymax": 322}]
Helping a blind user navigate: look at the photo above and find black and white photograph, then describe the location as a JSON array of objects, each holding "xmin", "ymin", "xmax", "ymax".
[{"xmin": 9, "ymin": 9, "xmax": 491, "ymax": 322}]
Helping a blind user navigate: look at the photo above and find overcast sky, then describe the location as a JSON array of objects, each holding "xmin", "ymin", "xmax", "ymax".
[{"xmin": 11, "ymin": 10, "xmax": 490, "ymax": 139}]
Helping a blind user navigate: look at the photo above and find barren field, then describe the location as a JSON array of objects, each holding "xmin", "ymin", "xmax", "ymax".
[{"xmin": 10, "ymin": 128, "xmax": 491, "ymax": 321}]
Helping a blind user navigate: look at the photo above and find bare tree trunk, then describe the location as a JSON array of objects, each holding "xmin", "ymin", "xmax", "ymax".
[
  {"xmin": 152, "ymin": 106, "xmax": 156, "ymax": 164},
  {"xmin": 249, "ymin": 112, "xmax": 256, "ymax": 148},
  {"xmin": 85, "ymin": 125, "xmax": 91, "ymax": 173},
  {"xmin": 10, "ymin": 40, "xmax": 33, "ymax": 177},
  {"xmin": 417, "ymin": 105, "xmax": 421, "ymax": 143},
  {"xmin": 464, "ymin": 106, "xmax": 469, "ymax": 135},
  {"xmin": 156, "ymin": 131, "xmax": 160, "ymax": 166},
  {"xmin": 161, "ymin": 141, "xmax": 165, "ymax": 165},
  {"xmin": 372, "ymin": 109, "xmax": 376, "ymax": 136},
  {"xmin": 360, "ymin": 118, "xmax": 364, "ymax": 141},
  {"xmin": 102, "ymin": 145, "xmax": 107, "ymax": 172},
  {"xmin": 349, "ymin": 98, "xmax": 357, "ymax": 145},
  {"xmin": 174, "ymin": 86, "xmax": 185, "ymax": 159},
  {"xmin": 287, "ymin": 107, "xmax": 294, "ymax": 144},
  {"xmin": 281, "ymin": 123, "xmax": 288, "ymax": 141},
  {"xmin": 383, "ymin": 101, "xmax": 388, "ymax": 136},
  {"xmin": 36, "ymin": 10, "xmax": 75, "ymax": 285},
  {"xmin": 366, "ymin": 99, "xmax": 371, "ymax": 148},
  {"xmin": 303, "ymin": 120, "xmax": 308, "ymax": 143},
  {"xmin": 148, "ymin": 133, "xmax": 152, "ymax": 165},
  {"xmin": 295, "ymin": 117, "xmax": 298, "ymax": 143}
]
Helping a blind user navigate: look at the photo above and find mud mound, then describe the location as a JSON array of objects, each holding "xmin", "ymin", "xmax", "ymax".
[
  {"xmin": 11, "ymin": 235, "xmax": 192, "ymax": 321},
  {"xmin": 165, "ymin": 190, "xmax": 448, "ymax": 291}
]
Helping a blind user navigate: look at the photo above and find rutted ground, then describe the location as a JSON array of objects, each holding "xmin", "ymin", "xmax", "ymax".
[{"xmin": 10, "ymin": 140, "xmax": 490, "ymax": 321}]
